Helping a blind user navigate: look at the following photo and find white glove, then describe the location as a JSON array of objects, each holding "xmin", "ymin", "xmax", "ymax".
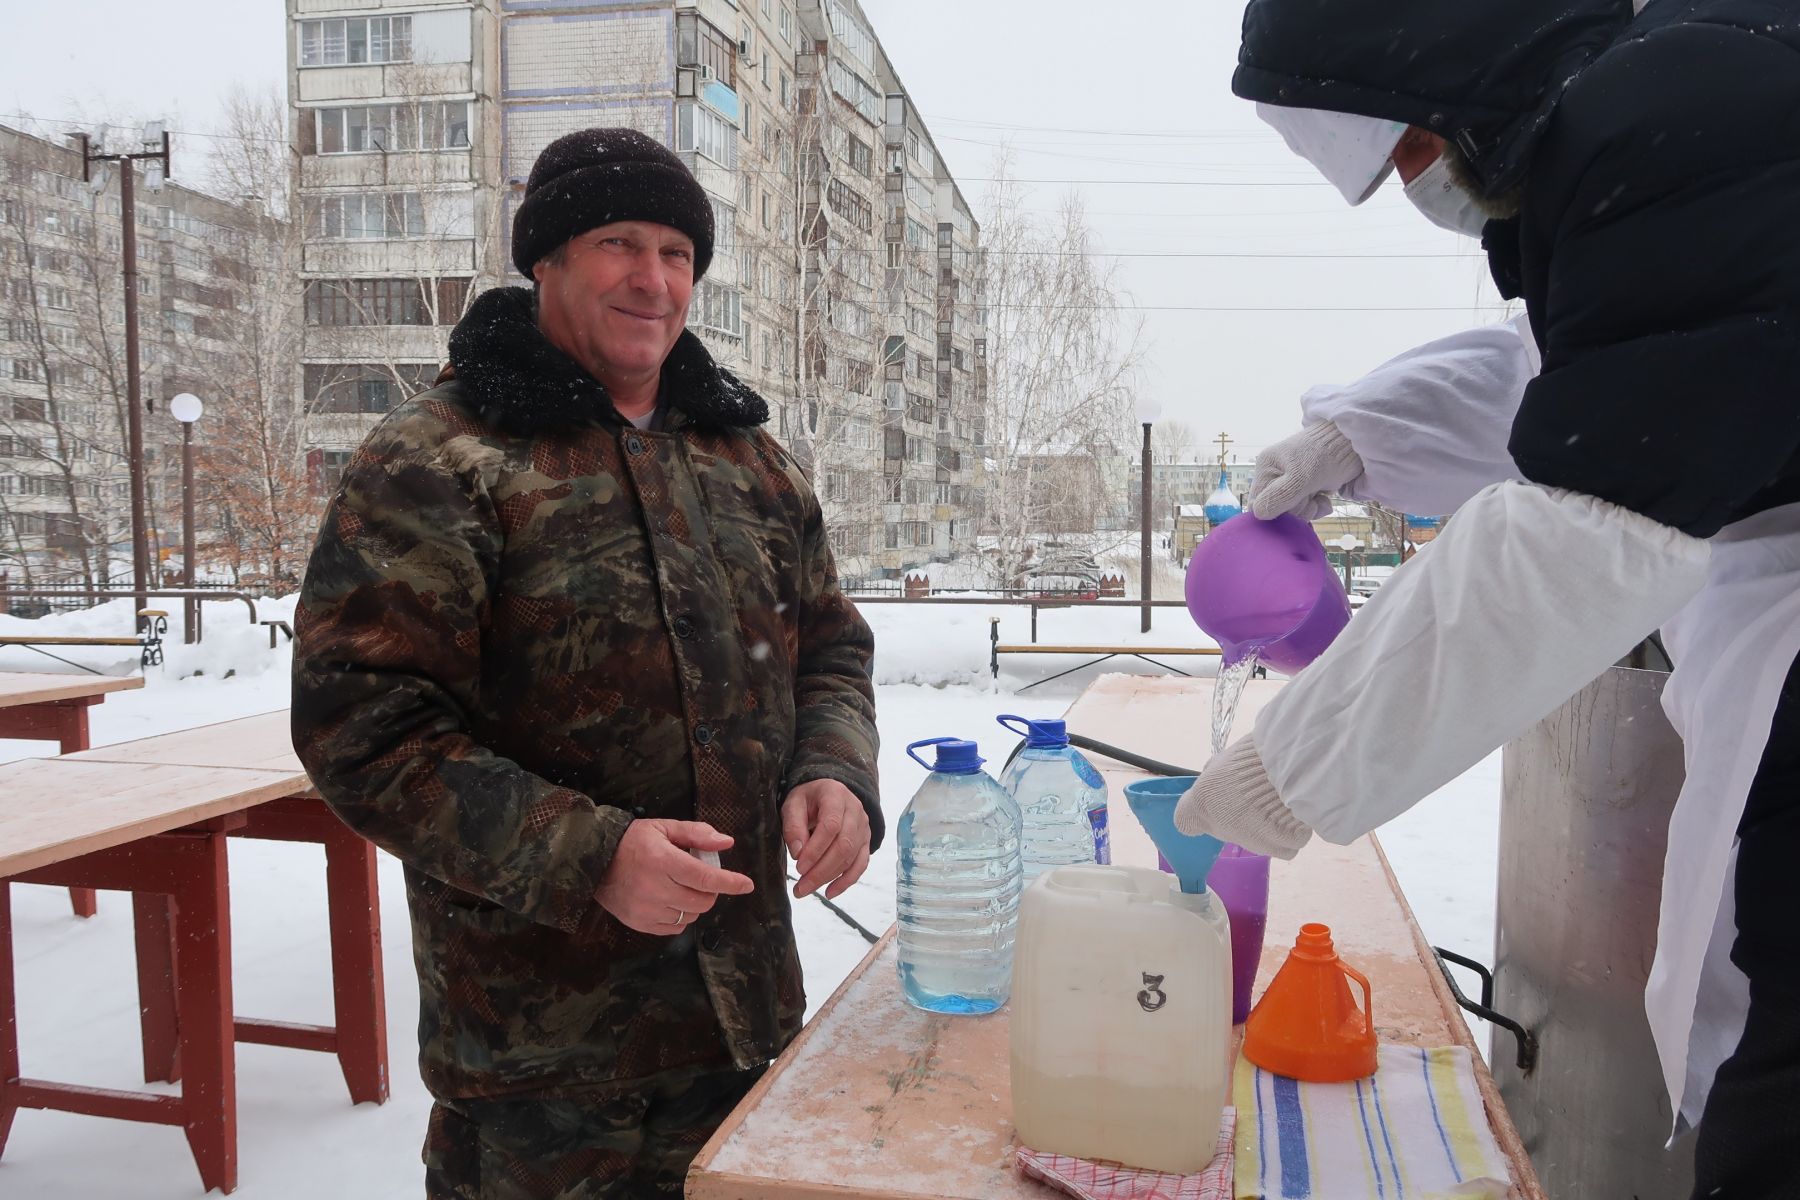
[
  {"xmin": 1248, "ymin": 421, "xmax": 1364, "ymax": 520},
  {"xmin": 1254, "ymin": 480, "xmax": 1710, "ymax": 845},
  {"xmin": 1173, "ymin": 733, "xmax": 1312, "ymax": 859}
]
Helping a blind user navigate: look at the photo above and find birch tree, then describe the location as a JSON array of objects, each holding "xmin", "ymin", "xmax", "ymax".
[
  {"xmin": 176, "ymin": 86, "xmax": 314, "ymax": 588},
  {"xmin": 974, "ymin": 151, "xmax": 1143, "ymax": 588},
  {"xmin": 0, "ymin": 141, "xmax": 119, "ymax": 589},
  {"xmin": 787, "ymin": 72, "xmax": 886, "ymax": 575}
]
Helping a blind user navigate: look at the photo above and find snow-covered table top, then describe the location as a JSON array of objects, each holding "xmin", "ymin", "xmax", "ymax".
[
  {"xmin": 0, "ymin": 709, "xmax": 306, "ymax": 876},
  {"xmin": 0, "ymin": 670, "xmax": 141, "ymax": 708},
  {"xmin": 687, "ymin": 674, "xmax": 1543, "ymax": 1200},
  {"xmin": 0, "ymin": 758, "xmax": 303, "ymax": 877},
  {"xmin": 64, "ymin": 707, "xmax": 302, "ymax": 774}
]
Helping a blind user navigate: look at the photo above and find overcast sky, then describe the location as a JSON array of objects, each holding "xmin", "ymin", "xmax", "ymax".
[{"xmin": 1, "ymin": 0, "xmax": 1514, "ymax": 461}]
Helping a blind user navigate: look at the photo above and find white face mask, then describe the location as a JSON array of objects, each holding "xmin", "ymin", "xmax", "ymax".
[{"xmin": 1403, "ymin": 154, "xmax": 1490, "ymax": 238}]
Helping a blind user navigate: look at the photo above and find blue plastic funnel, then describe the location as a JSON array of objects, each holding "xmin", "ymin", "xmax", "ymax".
[{"xmin": 1124, "ymin": 777, "xmax": 1226, "ymax": 895}]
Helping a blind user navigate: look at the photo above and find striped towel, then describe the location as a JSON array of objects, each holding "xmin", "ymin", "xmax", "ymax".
[
  {"xmin": 1016, "ymin": 1107, "xmax": 1236, "ymax": 1200},
  {"xmin": 1234, "ymin": 1046, "xmax": 1511, "ymax": 1199}
]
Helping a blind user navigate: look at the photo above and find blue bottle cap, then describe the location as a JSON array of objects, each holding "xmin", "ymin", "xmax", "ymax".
[
  {"xmin": 906, "ymin": 737, "xmax": 985, "ymax": 774},
  {"xmin": 997, "ymin": 713, "xmax": 1069, "ymax": 749}
]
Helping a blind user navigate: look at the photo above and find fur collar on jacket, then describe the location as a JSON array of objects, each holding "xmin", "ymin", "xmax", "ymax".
[{"xmin": 444, "ymin": 285, "xmax": 769, "ymax": 437}]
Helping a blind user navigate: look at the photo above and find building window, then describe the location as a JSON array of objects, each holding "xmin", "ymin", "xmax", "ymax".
[
  {"xmin": 304, "ymin": 363, "xmax": 438, "ymax": 413},
  {"xmin": 305, "ymin": 193, "xmax": 428, "ymax": 240},
  {"xmin": 310, "ymin": 102, "xmax": 470, "ymax": 155},
  {"xmin": 315, "ymin": 449, "xmax": 355, "ymax": 492},
  {"xmin": 676, "ymin": 102, "xmax": 737, "ymax": 169},
  {"xmin": 709, "ymin": 197, "xmax": 736, "ymax": 261},
  {"xmin": 691, "ymin": 279, "xmax": 742, "ymax": 339},
  {"xmin": 846, "ymin": 135, "xmax": 872, "ymax": 176},
  {"xmin": 4, "ymin": 396, "xmax": 47, "ymax": 422},
  {"xmin": 303, "ymin": 277, "xmax": 469, "ymax": 326},
  {"xmin": 675, "ymin": 13, "xmax": 736, "ymax": 83},
  {"xmin": 299, "ymin": 16, "xmax": 413, "ymax": 68},
  {"xmin": 825, "ymin": 179, "xmax": 873, "ymax": 234}
]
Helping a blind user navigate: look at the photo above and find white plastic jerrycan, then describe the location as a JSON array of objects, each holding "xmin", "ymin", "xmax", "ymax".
[{"xmin": 1009, "ymin": 864, "xmax": 1233, "ymax": 1174}]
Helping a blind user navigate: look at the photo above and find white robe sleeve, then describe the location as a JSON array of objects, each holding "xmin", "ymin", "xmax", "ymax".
[
  {"xmin": 1300, "ymin": 315, "xmax": 1538, "ymax": 517},
  {"xmin": 1255, "ymin": 480, "xmax": 1709, "ymax": 844}
]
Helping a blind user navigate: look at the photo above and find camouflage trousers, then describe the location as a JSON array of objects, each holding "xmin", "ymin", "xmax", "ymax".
[{"xmin": 422, "ymin": 1063, "xmax": 767, "ymax": 1199}]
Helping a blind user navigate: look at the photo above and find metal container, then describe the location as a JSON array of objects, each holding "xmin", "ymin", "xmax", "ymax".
[{"xmin": 1495, "ymin": 665, "xmax": 1695, "ymax": 1197}]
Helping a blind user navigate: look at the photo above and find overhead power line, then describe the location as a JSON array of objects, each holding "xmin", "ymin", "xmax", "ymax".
[
  {"xmin": 2, "ymin": 112, "xmax": 1336, "ymax": 187},
  {"xmin": 982, "ymin": 303, "xmax": 1510, "ymax": 313}
]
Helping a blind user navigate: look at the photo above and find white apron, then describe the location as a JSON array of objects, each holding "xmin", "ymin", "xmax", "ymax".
[{"xmin": 1650, "ymin": 501, "xmax": 1800, "ymax": 1132}]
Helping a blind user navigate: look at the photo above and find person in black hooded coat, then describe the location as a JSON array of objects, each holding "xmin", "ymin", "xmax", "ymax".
[{"xmin": 1173, "ymin": 2, "xmax": 1800, "ymax": 1195}]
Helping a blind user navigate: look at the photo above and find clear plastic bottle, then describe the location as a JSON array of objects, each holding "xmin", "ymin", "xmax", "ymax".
[
  {"xmin": 896, "ymin": 737, "xmax": 1023, "ymax": 1015},
  {"xmin": 997, "ymin": 715, "xmax": 1108, "ymax": 884}
]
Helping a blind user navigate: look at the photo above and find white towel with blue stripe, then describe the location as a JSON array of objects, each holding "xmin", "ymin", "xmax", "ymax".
[{"xmin": 1234, "ymin": 1045, "xmax": 1512, "ymax": 1199}]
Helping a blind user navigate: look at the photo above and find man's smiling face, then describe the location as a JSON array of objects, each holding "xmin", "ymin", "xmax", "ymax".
[{"xmin": 533, "ymin": 220, "xmax": 697, "ymax": 384}]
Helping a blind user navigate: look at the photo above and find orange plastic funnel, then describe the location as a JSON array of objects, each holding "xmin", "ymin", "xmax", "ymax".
[{"xmin": 1242, "ymin": 923, "xmax": 1377, "ymax": 1082}]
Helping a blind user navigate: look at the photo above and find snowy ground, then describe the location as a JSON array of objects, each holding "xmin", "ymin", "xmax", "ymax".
[{"xmin": 0, "ymin": 597, "xmax": 1498, "ymax": 1198}]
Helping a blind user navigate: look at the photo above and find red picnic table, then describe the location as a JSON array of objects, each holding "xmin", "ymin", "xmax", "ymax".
[
  {"xmin": 0, "ymin": 670, "xmax": 145, "ymax": 917},
  {"xmin": 0, "ymin": 709, "xmax": 388, "ymax": 1193}
]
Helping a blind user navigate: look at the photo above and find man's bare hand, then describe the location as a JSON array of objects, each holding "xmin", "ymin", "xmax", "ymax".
[
  {"xmin": 595, "ymin": 819, "xmax": 755, "ymax": 935},
  {"xmin": 781, "ymin": 779, "xmax": 872, "ymax": 900}
]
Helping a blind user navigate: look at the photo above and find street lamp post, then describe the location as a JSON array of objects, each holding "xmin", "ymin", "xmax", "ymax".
[
  {"xmin": 73, "ymin": 123, "xmax": 171, "ymax": 628},
  {"xmin": 1331, "ymin": 532, "xmax": 1365, "ymax": 594},
  {"xmin": 1134, "ymin": 394, "xmax": 1162, "ymax": 633},
  {"xmin": 170, "ymin": 393, "xmax": 203, "ymax": 644}
]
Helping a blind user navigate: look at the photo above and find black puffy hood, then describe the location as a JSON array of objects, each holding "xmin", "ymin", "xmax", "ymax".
[{"xmin": 1232, "ymin": 0, "xmax": 1636, "ymax": 195}]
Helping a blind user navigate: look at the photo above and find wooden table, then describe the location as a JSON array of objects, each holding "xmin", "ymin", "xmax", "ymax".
[
  {"xmin": 688, "ymin": 674, "xmax": 1544, "ymax": 1200},
  {"xmin": 0, "ymin": 710, "xmax": 388, "ymax": 1194},
  {"xmin": 0, "ymin": 671, "xmax": 145, "ymax": 917}
]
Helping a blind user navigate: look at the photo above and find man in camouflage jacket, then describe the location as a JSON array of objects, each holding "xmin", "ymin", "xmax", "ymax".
[{"xmin": 291, "ymin": 129, "xmax": 881, "ymax": 1197}]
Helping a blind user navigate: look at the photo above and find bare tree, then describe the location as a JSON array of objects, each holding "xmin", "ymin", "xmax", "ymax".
[
  {"xmin": 0, "ymin": 140, "xmax": 116, "ymax": 589},
  {"xmin": 786, "ymin": 62, "xmax": 888, "ymax": 576},
  {"xmin": 972, "ymin": 149, "xmax": 1144, "ymax": 588},
  {"xmin": 1152, "ymin": 419, "xmax": 1197, "ymax": 465},
  {"xmin": 212, "ymin": 85, "xmax": 294, "ymax": 221},
  {"xmin": 168, "ymin": 87, "xmax": 316, "ymax": 589}
]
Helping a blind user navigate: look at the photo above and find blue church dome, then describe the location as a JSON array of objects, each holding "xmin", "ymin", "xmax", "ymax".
[{"xmin": 1203, "ymin": 470, "xmax": 1241, "ymax": 526}]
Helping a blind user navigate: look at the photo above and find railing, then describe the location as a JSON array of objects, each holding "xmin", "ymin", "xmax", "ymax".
[
  {"xmin": 843, "ymin": 591, "xmax": 1190, "ymax": 644},
  {"xmin": 0, "ymin": 588, "xmax": 263, "ymax": 626}
]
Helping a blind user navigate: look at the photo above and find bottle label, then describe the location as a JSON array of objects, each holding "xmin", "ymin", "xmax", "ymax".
[{"xmin": 1089, "ymin": 802, "xmax": 1110, "ymax": 865}]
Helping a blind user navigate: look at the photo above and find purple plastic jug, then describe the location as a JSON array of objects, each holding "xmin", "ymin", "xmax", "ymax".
[{"xmin": 1184, "ymin": 513, "xmax": 1351, "ymax": 675}]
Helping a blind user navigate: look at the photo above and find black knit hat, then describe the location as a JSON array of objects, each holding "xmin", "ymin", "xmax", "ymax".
[{"xmin": 511, "ymin": 128, "xmax": 714, "ymax": 280}]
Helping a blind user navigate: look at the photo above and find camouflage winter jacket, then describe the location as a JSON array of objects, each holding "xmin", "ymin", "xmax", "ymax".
[{"xmin": 291, "ymin": 285, "xmax": 881, "ymax": 1102}]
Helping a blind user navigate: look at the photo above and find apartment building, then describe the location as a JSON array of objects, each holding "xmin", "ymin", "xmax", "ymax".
[
  {"xmin": 0, "ymin": 123, "xmax": 273, "ymax": 589},
  {"xmin": 288, "ymin": 1, "xmax": 497, "ymax": 491},
  {"xmin": 287, "ymin": 0, "xmax": 984, "ymax": 575}
]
